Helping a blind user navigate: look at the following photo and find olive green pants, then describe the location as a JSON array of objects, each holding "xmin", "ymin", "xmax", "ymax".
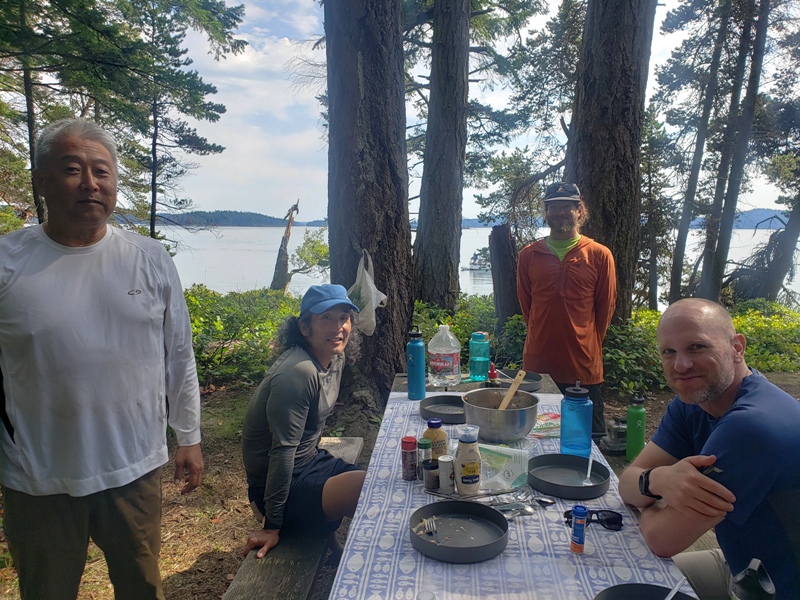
[{"xmin": 2, "ymin": 467, "xmax": 164, "ymax": 600}]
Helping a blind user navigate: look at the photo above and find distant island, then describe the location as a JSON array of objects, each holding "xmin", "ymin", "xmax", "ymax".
[{"xmin": 163, "ymin": 208, "xmax": 788, "ymax": 229}]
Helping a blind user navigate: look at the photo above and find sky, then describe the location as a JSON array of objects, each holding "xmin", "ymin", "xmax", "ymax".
[{"xmin": 179, "ymin": 0, "xmax": 781, "ymax": 222}]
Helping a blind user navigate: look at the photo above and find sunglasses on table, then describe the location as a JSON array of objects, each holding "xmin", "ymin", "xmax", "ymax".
[{"xmin": 563, "ymin": 509, "xmax": 623, "ymax": 531}]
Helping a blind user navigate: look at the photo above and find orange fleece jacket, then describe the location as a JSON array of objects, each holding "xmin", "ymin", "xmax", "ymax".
[{"xmin": 516, "ymin": 236, "xmax": 616, "ymax": 385}]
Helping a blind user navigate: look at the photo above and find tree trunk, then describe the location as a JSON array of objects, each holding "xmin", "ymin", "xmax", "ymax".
[
  {"xmin": 325, "ymin": 0, "xmax": 413, "ymax": 403},
  {"xmin": 564, "ymin": 0, "xmax": 658, "ymax": 322},
  {"xmin": 763, "ymin": 203, "xmax": 800, "ymax": 302},
  {"xmin": 707, "ymin": 0, "xmax": 771, "ymax": 298},
  {"xmin": 488, "ymin": 224, "xmax": 521, "ymax": 334},
  {"xmin": 23, "ymin": 66, "xmax": 44, "ymax": 223},
  {"xmin": 270, "ymin": 202, "xmax": 299, "ymax": 291},
  {"xmin": 668, "ymin": 0, "xmax": 731, "ymax": 303},
  {"xmin": 698, "ymin": 0, "xmax": 755, "ymax": 299},
  {"xmin": 412, "ymin": 0, "xmax": 470, "ymax": 310},
  {"xmin": 150, "ymin": 97, "xmax": 159, "ymax": 239}
]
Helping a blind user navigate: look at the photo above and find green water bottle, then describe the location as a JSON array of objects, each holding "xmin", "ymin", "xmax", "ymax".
[{"xmin": 625, "ymin": 395, "xmax": 646, "ymax": 462}]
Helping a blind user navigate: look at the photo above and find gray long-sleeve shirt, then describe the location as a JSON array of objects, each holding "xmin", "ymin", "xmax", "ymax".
[{"xmin": 241, "ymin": 346, "xmax": 343, "ymax": 530}]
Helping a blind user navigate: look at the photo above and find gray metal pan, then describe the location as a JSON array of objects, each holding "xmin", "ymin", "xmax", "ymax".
[
  {"xmin": 528, "ymin": 453, "xmax": 610, "ymax": 500},
  {"xmin": 419, "ymin": 394, "xmax": 466, "ymax": 424},
  {"xmin": 495, "ymin": 369, "xmax": 542, "ymax": 392},
  {"xmin": 594, "ymin": 584, "xmax": 695, "ymax": 599},
  {"xmin": 409, "ymin": 500, "xmax": 508, "ymax": 563}
]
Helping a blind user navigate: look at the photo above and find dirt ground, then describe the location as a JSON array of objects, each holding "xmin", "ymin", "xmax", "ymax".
[{"xmin": 0, "ymin": 372, "xmax": 798, "ymax": 600}]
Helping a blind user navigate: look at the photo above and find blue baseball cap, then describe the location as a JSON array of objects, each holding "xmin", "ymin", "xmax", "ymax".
[{"xmin": 300, "ymin": 284, "xmax": 360, "ymax": 316}]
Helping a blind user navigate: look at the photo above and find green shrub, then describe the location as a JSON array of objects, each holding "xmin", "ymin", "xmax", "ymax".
[
  {"xmin": 185, "ymin": 284, "xmax": 300, "ymax": 386},
  {"xmin": 732, "ymin": 305, "xmax": 800, "ymax": 373},
  {"xmin": 603, "ymin": 310, "xmax": 666, "ymax": 396}
]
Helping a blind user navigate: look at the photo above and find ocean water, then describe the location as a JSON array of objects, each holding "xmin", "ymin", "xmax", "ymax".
[{"xmin": 167, "ymin": 226, "xmax": 797, "ymax": 300}]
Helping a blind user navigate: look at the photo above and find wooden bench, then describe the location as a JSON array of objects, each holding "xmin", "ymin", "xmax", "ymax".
[{"xmin": 222, "ymin": 436, "xmax": 364, "ymax": 600}]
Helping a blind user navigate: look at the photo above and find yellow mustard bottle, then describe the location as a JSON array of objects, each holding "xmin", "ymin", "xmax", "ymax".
[{"xmin": 422, "ymin": 418, "xmax": 448, "ymax": 459}]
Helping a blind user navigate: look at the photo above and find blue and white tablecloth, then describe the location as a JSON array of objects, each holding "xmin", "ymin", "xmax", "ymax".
[{"xmin": 329, "ymin": 392, "xmax": 696, "ymax": 600}]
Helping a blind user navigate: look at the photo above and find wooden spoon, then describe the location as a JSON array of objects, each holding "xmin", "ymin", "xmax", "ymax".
[{"xmin": 498, "ymin": 370, "xmax": 527, "ymax": 410}]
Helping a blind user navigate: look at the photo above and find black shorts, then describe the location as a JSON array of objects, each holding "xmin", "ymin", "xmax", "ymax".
[{"xmin": 248, "ymin": 449, "xmax": 361, "ymax": 534}]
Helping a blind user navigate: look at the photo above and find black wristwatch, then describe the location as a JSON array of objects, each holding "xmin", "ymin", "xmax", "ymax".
[{"xmin": 639, "ymin": 468, "xmax": 663, "ymax": 500}]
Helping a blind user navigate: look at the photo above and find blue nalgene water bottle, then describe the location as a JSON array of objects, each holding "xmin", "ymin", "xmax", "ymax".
[
  {"xmin": 407, "ymin": 326, "xmax": 426, "ymax": 400},
  {"xmin": 560, "ymin": 383, "xmax": 592, "ymax": 457},
  {"xmin": 469, "ymin": 332, "xmax": 490, "ymax": 381}
]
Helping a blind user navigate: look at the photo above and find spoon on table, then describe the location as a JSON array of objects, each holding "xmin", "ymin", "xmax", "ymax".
[
  {"xmin": 663, "ymin": 576, "xmax": 687, "ymax": 600},
  {"xmin": 498, "ymin": 370, "xmax": 526, "ymax": 410},
  {"xmin": 583, "ymin": 454, "xmax": 594, "ymax": 486}
]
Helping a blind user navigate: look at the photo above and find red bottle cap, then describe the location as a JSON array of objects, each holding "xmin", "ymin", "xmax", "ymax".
[
  {"xmin": 401, "ymin": 436, "xmax": 417, "ymax": 450},
  {"xmin": 488, "ymin": 362, "xmax": 498, "ymax": 378}
]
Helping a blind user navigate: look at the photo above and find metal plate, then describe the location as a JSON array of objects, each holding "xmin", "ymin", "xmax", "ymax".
[
  {"xmin": 409, "ymin": 500, "xmax": 508, "ymax": 563},
  {"xmin": 419, "ymin": 394, "xmax": 466, "ymax": 424},
  {"xmin": 528, "ymin": 453, "xmax": 610, "ymax": 500},
  {"xmin": 494, "ymin": 369, "xmax": 542, "ymax": 392},
  {"xmin": 594, "ymin": 584, "xmax": 695, "ymax": 600}
]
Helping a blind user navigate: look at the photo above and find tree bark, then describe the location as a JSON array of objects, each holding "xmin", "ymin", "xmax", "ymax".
[
  {"xmin": 697, "ymin": 0, "xmax": 755, "ymax": 299},
  {"xmin": 668, "ymin": 0, "xmax": 731, "ymax": 303},
  {"xmin": 413, "ymin": 0, "xmax": 470, "ymax": 310},
  {"xmin": 488, "ymin": 223, "xmax": 521, "ymax": 334},
  {"xmin": 707, "ymin": 0, "xmax": 771, "ymax": 298},
  {"xmin": 763, "ymin": 203, "xmax": 800, "ymax": 301},
  {"xmin": 564, "ymin": 0, "xmax": 658, "ymax": 322},
  {"xmin": 325, "ymin": 0, "xmax": 413, "ymax": 403},
  {"xmin": 270, "ymin": 202, "xmax": 299, "ymax": 291}
]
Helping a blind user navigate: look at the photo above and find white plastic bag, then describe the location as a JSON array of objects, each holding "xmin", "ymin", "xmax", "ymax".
[{"xmin": 347, "ymin": 249, "xmax": 387, "ymax": 336}]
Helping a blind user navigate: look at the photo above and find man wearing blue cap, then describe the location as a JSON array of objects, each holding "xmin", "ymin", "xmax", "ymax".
[{"xmin": 240, "ymin": 284, "xmax": 366, "ymax": 560}]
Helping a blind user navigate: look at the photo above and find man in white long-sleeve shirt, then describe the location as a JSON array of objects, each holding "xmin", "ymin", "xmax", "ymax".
[{"xmin": 0, "ymin": 119, "xmax": 203, "ymax": 600}]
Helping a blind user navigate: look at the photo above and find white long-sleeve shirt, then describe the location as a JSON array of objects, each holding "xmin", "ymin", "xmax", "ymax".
[{"xmin": 0, "ymin": 225, "xmax": 201, "ymax": 496}]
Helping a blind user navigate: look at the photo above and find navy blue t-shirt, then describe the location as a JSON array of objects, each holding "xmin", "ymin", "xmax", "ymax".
[{"xmin": 652, "ymin": 372, "xmax": 800, "ymax": 598}]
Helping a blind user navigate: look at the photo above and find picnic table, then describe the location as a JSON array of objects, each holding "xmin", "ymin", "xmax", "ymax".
[{"xmin": 328, "ymin": 382, "xmax": 697, "ymax": 600}]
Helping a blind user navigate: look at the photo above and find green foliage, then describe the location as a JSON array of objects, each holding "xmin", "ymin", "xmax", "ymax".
[
  {"xmin": 0, "ymin": 206, "xmax": 25, "ymax": 234},
  {"xmin": 290, "ymin": 227, "xmax": 330, "ymax": 277},
  {"xmin": 603, "ymin": 310, "xmax": 666, "ymax": 396},
  {"xmin": 185, "ymin": 284, "xmax": 300, "ymax": 386},
  {"xmin": 731, "ymin": 301, "xmax": 800, "ymax": 373}
]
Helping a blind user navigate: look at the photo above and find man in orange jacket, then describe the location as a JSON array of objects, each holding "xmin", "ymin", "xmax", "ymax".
[{"xmin": 516, "ymin": 182, "xmax": 616, "ymax": 439}]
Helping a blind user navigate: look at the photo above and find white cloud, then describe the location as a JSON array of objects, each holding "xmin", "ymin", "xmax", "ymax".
[{"xmin": 176, "ymin": 0, "xmax": 783, "ymax": 222}]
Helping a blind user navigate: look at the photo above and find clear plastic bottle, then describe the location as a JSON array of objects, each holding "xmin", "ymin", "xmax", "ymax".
[
  {"xmin": 560, "ymin": 382, "xmax": 592, "ymax": 458},
  {"xmin": 428, "ymin": 325, "xmax": 462, "ymax": 387},
  {"xmin": 469, "ymin": 331, "xmax": 490, "ymax": 382},
  {"xmin": 455, "ymin": 425, "xmax": 481, "ymax": 495}
]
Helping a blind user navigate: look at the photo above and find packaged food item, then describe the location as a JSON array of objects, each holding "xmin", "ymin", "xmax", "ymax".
[
  {"xmin": 438, "ymin": 455, "xmax": 455, "ymax": 494},
  {"xmin": 401, "ymin": 436, "xmax": 418, "ymax": 481},
  {"xmin": 417, "ymin": 437, "xmax": 432, "ymax": 481},
  {"xmin": 422, "ymin": 459, "xmax": 439, "ymax": 491},
  {"xmin": 422, "ymin": 418, "xmax": 448, "ymax": 459},
  {"xmin": 477, "ymin": 444, "xmax": 529, "ymax": 489},
  {"xmin": 455, "ymin": 425, "xmax": 481, "ymax": 495}
]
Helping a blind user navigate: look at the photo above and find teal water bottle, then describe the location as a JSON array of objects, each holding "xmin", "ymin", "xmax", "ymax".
[
  {"xmin": 469, "ymin": 332, "xmax": 490, "ymax": 381},
  {"xmin": 407, "ymin": 326, "xmax": 426, "ymax": 400},
  {"xmin": 625, "ymin": 395, "xmax": 646, "ymax": 462},
  {"xmin": 560, "ymin": 382, "xmax": 592, "ymax": 458}
]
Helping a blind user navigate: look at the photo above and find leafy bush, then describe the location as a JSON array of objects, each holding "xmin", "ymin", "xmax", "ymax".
[
  {"xmin": 731, "ymin": 303, "xmax": 800, "ymax": 373},
  {"xmin": 185, "ymin": 288, "xmax": 800, "ymax": 390},
  {"xmin": 185, "ymin": 284, "xmax": 300, "ymax": 386},
  {"xmin": 603, "ymin": 310, "xmax": 666, "ymax": 396}
]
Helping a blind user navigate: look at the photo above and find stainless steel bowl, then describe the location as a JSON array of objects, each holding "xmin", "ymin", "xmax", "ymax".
[{"xmin": 462, "ymin": 388, "xmax": 539, "ymax": 443}]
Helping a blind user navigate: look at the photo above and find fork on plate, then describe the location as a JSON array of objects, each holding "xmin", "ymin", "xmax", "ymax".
[{"xmin": 423, "ymin": 516, "xmax": 437, "ymax": 534}]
